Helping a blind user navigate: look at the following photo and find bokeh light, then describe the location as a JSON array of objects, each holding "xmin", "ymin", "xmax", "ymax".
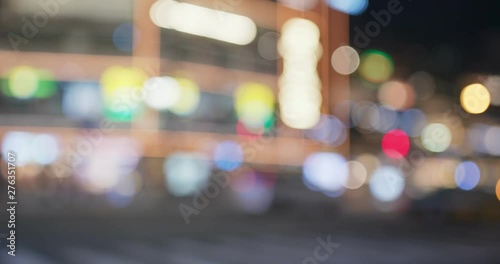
[
  {"xmin": 326, "ymin": 0, "xmax": 368, "ymax": 15},
  {"xmin": 1, "ymin": 131, "xmax": 34, "ymax": 166},
  {"xmin": 100, "ymin": 66, "xmax": 148, "ymax": 121},
  {"xmin": 106, "ymin": 172, "xmax": 142, "ymax": 208},
  {"xmin": 4, "ymin": 66, "xmax": 39, "ymax": 99},
  {"xmin": 421, "ymin": 123, "xmax": 452, "ymax": 153},
  {"xmin": 344, "ymin": 161, "xmax": 367, "ymax": 190},
  {"xmin": 484, "ymin": 126, "xmax": 500, "ymax": 156},
  {"xmin": 170, "ymin": 77, "xmax": 201, "ymax": 116},
  {"xmin": 411, "ymin": 158, "xmax": 458, "ymax": 199},
  {"xmin": 467, "ymin": 123, "xmax": 489, "ymax": 154},
  {"xmin": 34, "ymin": 70, "xmax": 57, "ymax": 98},
  {"xmin": 31, "ymin": 134, "xmax": 59, "ymax": 165},
  {"xmin": 2, "ymin": 132, "xmax": 60, "ymax": 166},
  {"xmin": 399, "ymin": 109, "xmax": 427, "ymax": 137},
  {"xmin": 351, "ymin": 101, "xmax": 398, "ymax": 132},
  {"xmin": 232, "ymin": 171, "xmax": 275, "ymax": 214},
  {"xmin": 331, "ymin": 46, "xmax": 360, "ymax": 75},
  {"xmin": 370, "ymin": 105, "xmax": 398, "ymax": 133},
  {"xmin": 483, "ymin": 75, "xmax": 500, "ymax": 106},
  {"xmin": 279, "ymin": 18, "xmax": 322, "ymax": 129},
  {"xmin": 279, "ymin": 18, "xmax": 320, "ymax": 50},
  {"xmin": 143, "ymin": 76, "xmax": 181, "ymax": 110},
  {"xmin": 496, "ymin": 180, "xmax": 500, "ymax": 201},
  {"xmin": 236, "ymin": 120, "xmax": 264, "ymax": 139},
  {"xmin": 306, "ymin": 115, "xmax": 347, "ymax": 146},
  {"xmin": 369, "ymin": 166, "xmax": 405, "ymax": 202},
  {"xmin": 112, "ymin": 22, "xmax": 139, "ymax": 52},
  {"xmin": 164, "ymin": 152, "xmax": 211, "ymax": 197},
  {"xmin": 2, "ymin": 66, "xmax": 57, "ymax": 100},
  {"xmin": 359, "ymin": 50, "xmax": 394, "ymax": 83},
  {"xmin": 151, "ymin": 0, "xmax": 257, "ymax": 45},
  {"xmin": 213, "ymin": 141, "xmax": 243, "ymax": 171},
  {"xmin": 460, "ymin": 83, "xmax": 491, "ymax": 114},
  {"xmin": 454, "ymin": 161, "xmax": 481, "ymax": 191},
  {"xmin": 234, "ymin": 82, "xmax": 275, "ymax": 130},
  {"xmin": 382, "ymin": 129, "xmax": 410, "ymax": 159},
  {"xmin": 258, "ymin": 32, "xmax": 280, "ymax": 61},
  {"xmin": 303, "ymin": 152, "xmax": 348, "ymax": 194},
  {"xmin": 230, "ymin": 170, "xmax": 257, "ymax": 193},
  {"xmin": 78, "ymin": 138, "xmax": 141, "ymax": 194},
  {"xmin": 351, "ymin": 101, "xmax": 377, "ymax": 131},
  {"xmin": 436, "ymin": 159, "xmax": 459, "ymax": 189},
  {"xmin": 378, "ymin": 81, "xmax": 416, "ymax": 110},
  {"xmin": 62, "ymin": 82, "xmax": 102, "ymax": 120}
]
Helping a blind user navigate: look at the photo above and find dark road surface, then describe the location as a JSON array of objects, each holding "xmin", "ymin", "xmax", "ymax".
[{"xmin": 2, "ymin": 211, "xmax": 500, "ymax": 264}]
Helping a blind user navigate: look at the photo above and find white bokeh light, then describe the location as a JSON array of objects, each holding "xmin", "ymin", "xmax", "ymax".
[
  {"xmin": 303, "ymin": 152, "xmax": 348, "ymax": 194},
  {"xmin": 369, "ymin": 166, "xmax": 405, "ymax": 202},
  {"xmin": 143, "ymin": 76, "xmax": 181, "ymax": 110}
]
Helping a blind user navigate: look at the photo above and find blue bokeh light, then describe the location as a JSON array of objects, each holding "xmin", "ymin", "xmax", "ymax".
[
  {"xmin": 112, "ymin": 23, "xmax": 139, "ymax": 52},
  {"xmin": 214, "ymin": 141, "xmax": 243, "ymax": 171},
  {"xmin": 326, "ymin": 0, "xmax": 368, "ymax": 15},
  {"xmin": 455, "ymin": 161, "xmax": 481, "ymax": 191}
]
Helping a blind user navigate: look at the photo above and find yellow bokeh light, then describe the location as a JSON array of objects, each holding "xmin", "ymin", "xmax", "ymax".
[
  {"xmin": 359, "ymin": 50, "xmax": 394, "ymax": 83},
  {"xmin": 460, "ymin": 83, "xmax": 491, "ymax": 114},
  {"xmin": 171, "ymin": 77, "xmax": 201, "ymax": 116},
  {"xmin": 101, "ymin": 66, "xmax": 148, "ymax": 104},
  {"xmin": 235, "ymin": 82, "xmax": 275, "ymax": 128},
  {"xmin": 100, "ymin": 66, "xmax": 149, "ymax": 121},
  {"xmin": 235, "ymin": 82, "xmax": 275, "ymax": 110},
  {"xmin": 7, "ymin": 66, "xmax": 39, "ymax": 99}
]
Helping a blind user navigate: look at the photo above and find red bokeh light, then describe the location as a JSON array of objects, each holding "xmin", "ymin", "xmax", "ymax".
[{"xmin": 382, "ymin": 129, "xmax": 410, "ymax": 159}]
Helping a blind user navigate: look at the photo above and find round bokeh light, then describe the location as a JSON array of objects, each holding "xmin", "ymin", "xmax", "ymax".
[
  {"xmin": 460, "ymin": 83, "xmax": 491, "ymax": 114},
  {"xmin": 421, "ymin": 123, "xmax": 452, "ymax": 153},
  {"xmin": 359, "ymin": 50, "xmax": 394, "ymax": 83},
  {"xmin": 213, "ymin": 141, "xmax": 243, "ymax": 171},
  {"xmin": 454, "ymin": 161, "xmax": 480, "ymax": 191},
  {"xmin": 331, "ymin": 46, "xmax": 360, "ymax": 75},
  {"xmin": 303, "ymin": 152, "xmax": 348, "ymax": 194},
  {"xmin": 369, "ymin": 166, "xmax": 405, "ymax": 202},
  {"xmin": 382, "ymin": 129, "xmax": 410, "ymax": 159}
]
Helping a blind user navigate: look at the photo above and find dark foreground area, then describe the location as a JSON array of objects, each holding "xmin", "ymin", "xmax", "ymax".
[{"xmin": 2, "ymin": 211, "xmax": 500, "ymax": 264}]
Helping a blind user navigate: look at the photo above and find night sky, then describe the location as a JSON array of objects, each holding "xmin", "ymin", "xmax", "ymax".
[{"xmin": 352, "ymin": 0, "xmax": 500, "ymax": 76}]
